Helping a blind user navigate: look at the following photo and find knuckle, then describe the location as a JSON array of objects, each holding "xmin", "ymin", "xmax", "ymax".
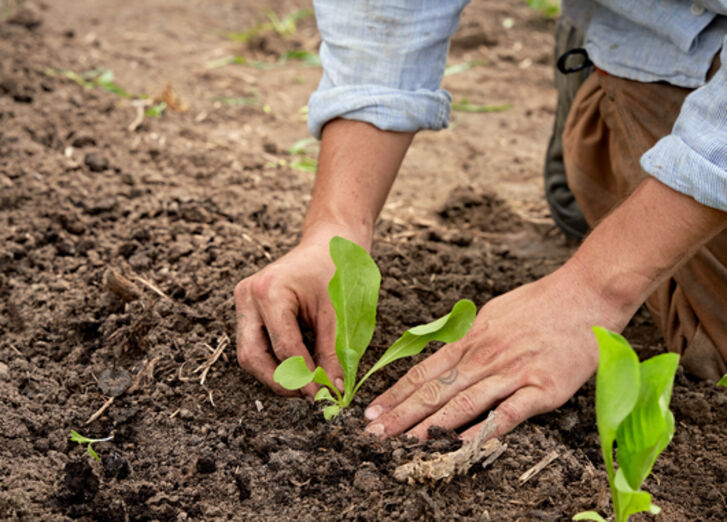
[
  {"xmin": 451, "ymin": 390, "xmax": 478, "ymax": 417},
  {"xmin": 403, "ymin": 364, "xmax": 429, "ymax": 388},
  {"xmin": 319, "ymin": 352, "xmax": 339, "ymax": 368},
  {"xmin": 415, "ymin": 381, "xmax": 443, "ymax": 408},
  {"xmin": 233, "ymin": 279, "xmax": 249, "ymax": 302},
  {"xmin": 272, "ymin": 341, "xmax": 300, "ymax": 360},
  {"xmin": 249, "ymin": 272, "xmax": 275, "ymax": 301},
  {"xmin": 497, "ymin": 400, "xmax": 521, "ymax": 425}
]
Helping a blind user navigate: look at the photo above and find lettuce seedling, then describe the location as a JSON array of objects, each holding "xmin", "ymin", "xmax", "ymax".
[
  {"xmin": 273, "ymin": 236, "xmax": 476, "ymax": 419},
  {"xmin": 574, "ymin": 327, "xmax": 679, "ymax": 522},
  {"xmin": 718, "ymin": 374, "xmax": 727, "ymax": 388},
  {"xmin": 70, "ymin": 430, "xmax": 113, "ymax": 461}
]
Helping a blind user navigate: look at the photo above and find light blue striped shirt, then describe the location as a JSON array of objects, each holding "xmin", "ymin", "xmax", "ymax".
[{"xmin": 308, "ymin": 0, "xmax": 727, "ymax": 211}]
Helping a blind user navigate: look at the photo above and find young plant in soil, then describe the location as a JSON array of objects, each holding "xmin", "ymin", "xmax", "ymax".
[
  {"xmin": 574, "ymin": 327, "xmax": 679, "ymax": 522},
  {"xmin": 273, "ymin": 236, "xmax": 476, "ymax": 419},
  {"xmin": 719, "ymin": 374, "xmax": 727, "ymax": 388},
  {"xmin": 70, "ymin": 430, "xmax": 113, "ymax": 461}
]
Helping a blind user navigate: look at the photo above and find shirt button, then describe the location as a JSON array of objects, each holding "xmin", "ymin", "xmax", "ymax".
[{"xmin": 691, "ymin": 2, "xmax": 706, "ymax": 15}]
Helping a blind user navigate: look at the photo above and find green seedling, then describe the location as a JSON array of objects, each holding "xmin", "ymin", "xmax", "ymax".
[
  {"xmin": 278, "ymin": 50, "xmax": 321, "ymax": 66},
  {"xmin": 46, "ymin": 68, "xmax": 138, "ymax": 98},
  {"xmin": 145, "ymin": 102, "xmax": 167, "ymax": 118},
  {"xmin": 443, "ymin": 60, "xmax": 487, "ymax": 77},
  {"xmin": 70, "ymin": 430, "xmax": 113, "ymax": 461},
  {"xmin": 526, "ymin": 0, "xmax": 561, "ymax": 18},
  {"xmin": 288, "ymin": 137, "xmax": 319, "ymax": 173},
  {"xmin": 225, "ymin": 7, "xmax": 313, "ymax": 42},
  {"xmin": 451, "ymin": 98, "xmax": 512, "ymax": 113},
  {"xmin": 718, "ymin": 374, "xmax": 727, "ymax": 388},
  {"xmin": 574, "ymin": 327, "xmax": 679, "ymax": 522},
  {"xmin": 274, "ymin": 236, "xmax": 476, "ymax": 419}
]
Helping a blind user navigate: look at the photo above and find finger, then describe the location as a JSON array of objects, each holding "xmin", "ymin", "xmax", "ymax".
[
  {"xmin": 405, "ymin": 376, "xmax": 516, "ymax": 440},
  {"xmin": 235, "ymin": 306, "xmax": 299, "ymax": 397},
  {"xmin": 364, "ymin": 342, "xmax": 465, "ymax": 422},
  {"xmin": 459, "ymin": 386, "xmax": 545, "ymax": 442},
  {"xmin": 314, "ymin": 305, "xmax": 343, "ymax": 392},
  {"xmin": 365, "ymin": 364, "xmax": 475, "ymax": 438},
  {"xmin": 257, "ymin": 300, "xmax": 318, "ymax": 398}
]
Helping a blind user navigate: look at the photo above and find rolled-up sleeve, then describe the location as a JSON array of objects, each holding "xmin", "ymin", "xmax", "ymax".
[
  {"xmin": 308, "ymin": 0, "xmax": 470, "ymax": 139},
  {"xmin": 641, "ymin": 39, "xmax": 727, "ymax": 211}
]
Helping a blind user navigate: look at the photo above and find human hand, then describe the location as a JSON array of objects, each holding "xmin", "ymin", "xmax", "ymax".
[
  {"xmin": 363, "ymin": 261, "xmax": 636, "ymax": 440},
  {"xmin": 234, "ymin": 228, "xmax": 353, "ymax": 398}
]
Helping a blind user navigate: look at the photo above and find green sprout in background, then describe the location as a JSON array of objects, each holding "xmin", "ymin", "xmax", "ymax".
[
  {"xmin": 225, "ymin": 7, "xmax": 313, "ymax": 43},
  {"xmin": 274, "ymin": 236, "xmax": 476, "ymax": 419},
  {"xmin": 451, "ymin": 98, "xmax": 512, "ymax": 113},
  {"xmin": 718, "ymin": 374, "xmax": 727, "ymax": 388},
  {"xmin": 526, "ymin": 0, "xmax": 561, "ymax": 18},
  {"xmin": 70, "ymin": 430, "xmax": 113, "ymax": 461},
  {"xmin": 574, "ymin": 327, "xmax": 679, "ymax": 522},
  {"xmin": 45, "ymin": 68, "xmax": 137, "ymax": 98}
]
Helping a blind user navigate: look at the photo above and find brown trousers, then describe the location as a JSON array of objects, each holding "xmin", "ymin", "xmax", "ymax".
[{"xmin": 562, "ymin": 66, "xmax": 727, "ymax": 381}]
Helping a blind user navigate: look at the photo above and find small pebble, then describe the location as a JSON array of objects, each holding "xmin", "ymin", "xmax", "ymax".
[
  {"xmin": 0, "ymin": 362, "xmax": 9, "ymax": 379},
  {"xmin": 84, "ymin": 152, "xmax": 109, "ymax": 172},
  {"xmin": 179, "ymin": 408, "xmax": 193, "ymax": 420}
]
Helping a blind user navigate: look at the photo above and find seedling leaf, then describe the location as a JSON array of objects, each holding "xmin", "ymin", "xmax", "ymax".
[
  {"xmin": 615, "ymin": 353, "xmax": 678, "ymax": 489},
  {"xmin": 451, "ymin": 99, "xmax": 512, "ymax": 113},
  {"xmin": 145, "ymin": 102, "xmax": 167, "ymax": 118},
  {"xmin": 718, "ymin": 374, "xmax": 727, "ymax": 388},
  {"xmin": 288, "ymin": 137, "xmax": 317, "ymax": 156},
  {"xmin": 70, "ymin": 430, "xmax": 113, "ymax": 461},
  {"xmin": 577, "ymin": 327, "xmax": 678, "ymax": 522},
  {"xmin": 572, "ymin": 512, "xmax": 607, "ymax": 522},
  {"xmin": 355, "ymin": 299, "xmax": 476, "ymax": 394},
  {"xmin": 273, "ymin": 355, "xmax": 338, "ymax": 395},
  {"xmin": 593, "ymin": 326, "xmax": 640, "ymax": 483},
  {"xmin": 314, "ymin": 387, "xmax": 336, "ymax": 403},
  {"xmin": 290, "ymin": 157, "xmax": 318, "ymax": 173},
  {"xmin": 328, "ymin": 237, "xmax": 381, "ymax": 401},
  {"xmin": 323, "ymin": 405, "xmax": 340, "ymax": 420}
]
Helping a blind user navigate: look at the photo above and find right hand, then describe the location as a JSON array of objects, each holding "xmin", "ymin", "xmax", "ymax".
[{"xmin": 234, "ymin": 229, "xmax": 348, "ymax": 398}]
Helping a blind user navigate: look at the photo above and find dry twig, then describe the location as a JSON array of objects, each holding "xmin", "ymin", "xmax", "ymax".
[
  {"xmin": 518, "ymin": 449, "xmax": 559, "ymax": 484},
  {"xmin": 85, "ymin": 396, "xmax": 115, "ymax": 425},
  {"xmin": 393, "ymin": 412, "xmax": 506, "ymax": 483}
]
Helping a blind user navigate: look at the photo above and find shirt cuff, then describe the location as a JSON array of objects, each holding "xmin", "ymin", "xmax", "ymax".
[
  {"xmin": 641, "ymin": 135, "xmax": 727, "ymax": 211},
  {"xmin": 308, "ymin": 85, "xmax": 452, "ymax": 139},
  {"xmin": 640, "ymin": 39, "xmax": 727, "ymax": 212}
]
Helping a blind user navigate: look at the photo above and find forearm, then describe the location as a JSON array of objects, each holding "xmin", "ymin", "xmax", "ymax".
[
  {"xmin": 302, "ymin": 119, "xmax": 414, "ymax": 249},
  {"xmin": 565, "ymin": 177, "xmax": 727, "ymax": 327}
]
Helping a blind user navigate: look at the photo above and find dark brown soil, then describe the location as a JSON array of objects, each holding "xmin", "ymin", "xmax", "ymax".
[{"xmin": 1, "ymin": 1, "xmax": 725, "ymax": 521}]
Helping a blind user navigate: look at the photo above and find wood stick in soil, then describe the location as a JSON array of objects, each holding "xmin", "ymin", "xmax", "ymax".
[
  {"xmin": 518, "ymin": 449, "xmax": 559, "ymax": 484},
  {"xmin": 393, "ymin": 411, "xmax": 506, "ymax": 484}
]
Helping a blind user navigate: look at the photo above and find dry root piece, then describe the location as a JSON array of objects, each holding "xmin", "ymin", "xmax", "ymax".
[
  {"xmin": 105, "ymin": 269, "xmax": 141, "ymax": 302},
  {"xmin": 393, "ymin": 412, "xmax": 507, "ymax": 484}
]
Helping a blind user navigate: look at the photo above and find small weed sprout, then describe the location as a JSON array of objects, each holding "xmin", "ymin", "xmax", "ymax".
[
  {"xmin": 70, "ymin": 430, "xmax": 113, "ymax": 461},
  {"xmin": 274, "ymin": 236, "xmax": 476, "ymax": 419}
]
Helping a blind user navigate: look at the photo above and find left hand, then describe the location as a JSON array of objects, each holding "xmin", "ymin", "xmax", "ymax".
[{"xmin": 363, "ymin": 260, "xmax": 634, "ymax": 441}]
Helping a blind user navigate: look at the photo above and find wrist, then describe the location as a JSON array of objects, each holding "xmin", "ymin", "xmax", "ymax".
[{"xmin": 301, "ymin": 214, "xmax": 374, "ymax": 251}]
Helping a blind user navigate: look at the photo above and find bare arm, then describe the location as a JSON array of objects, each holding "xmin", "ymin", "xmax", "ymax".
[{"xmin": 235, "ymin": 120, "xmax": 413, "ymax": 396}]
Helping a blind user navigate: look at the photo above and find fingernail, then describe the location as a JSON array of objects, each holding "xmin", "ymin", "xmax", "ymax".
[
  {"xmin": 335, "ymin": 378, "xmax": 344, "ymax": 392},
  {"xmin": 366, "ymin": 423, "xmax": 385, "ymax": 436},
  {"xmin": 364, "ymin": 405, "xmax": 382, "ymax": 421}
]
